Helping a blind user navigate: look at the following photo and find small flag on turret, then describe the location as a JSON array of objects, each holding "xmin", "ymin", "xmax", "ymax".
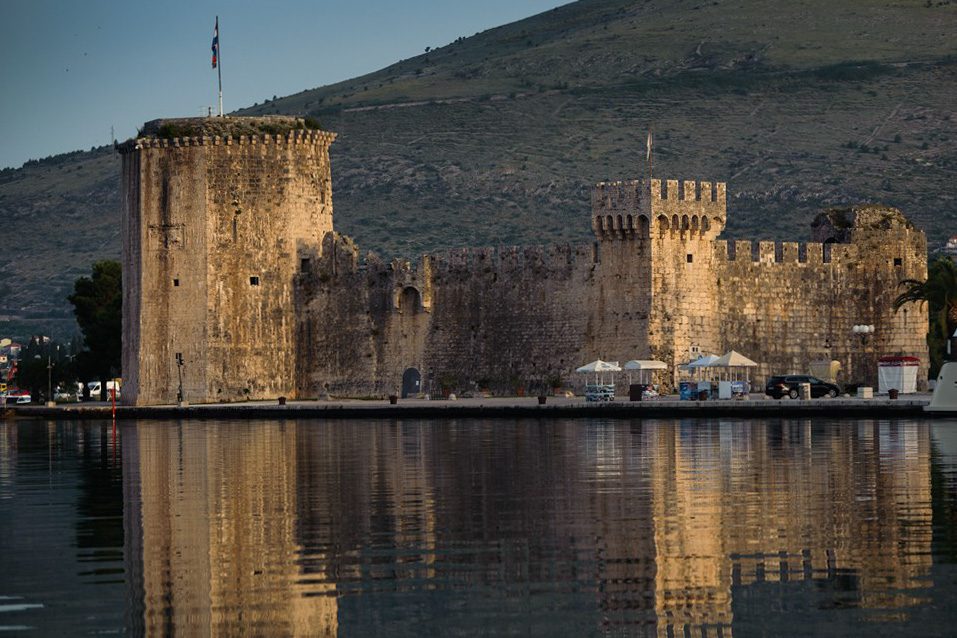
[
  {"xmin": 211, "ymin": 18, "xmax": 219, "ymax": 69},
  {"xmin": 646, "ymin": 130, "xmax": 653, "ymax": 162}
]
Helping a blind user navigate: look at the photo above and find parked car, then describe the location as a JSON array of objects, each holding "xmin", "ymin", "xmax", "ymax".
[
  {"xmin": 3, "ymin": 390, "xmax": 31, "ymax": 404},
  {"xmin": 53, "ymin": 386, "xmax": 79, "ymax": 402},
  {"xmin": 765, "ymin": 375, "xmax": 840, "ymax": 399}
]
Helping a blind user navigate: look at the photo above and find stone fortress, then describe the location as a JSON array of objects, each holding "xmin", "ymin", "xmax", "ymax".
[{"xmin": 120, "ymin": 116, "xmax": 928, "ymax": 405}]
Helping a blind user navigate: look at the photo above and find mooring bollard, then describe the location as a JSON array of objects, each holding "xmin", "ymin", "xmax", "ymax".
[{"xmin": 389, "ymin": 395, "xmax": 398, "ymax": 405}]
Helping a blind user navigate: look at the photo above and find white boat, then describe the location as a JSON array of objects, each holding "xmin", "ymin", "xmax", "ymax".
[{"xmin": 926, "ymin": 362, "xmax": 957, "ymax": 413}]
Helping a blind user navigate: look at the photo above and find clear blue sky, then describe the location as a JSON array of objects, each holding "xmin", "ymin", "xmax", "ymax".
[{"xmin": 0, "ymin": 0, "xmax": 566, "ymax": 169}]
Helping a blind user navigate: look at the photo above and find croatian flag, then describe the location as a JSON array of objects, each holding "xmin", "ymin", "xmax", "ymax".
[{"xmin": 211, "ymin": 18, "xmax": 219, "ymax": 69}]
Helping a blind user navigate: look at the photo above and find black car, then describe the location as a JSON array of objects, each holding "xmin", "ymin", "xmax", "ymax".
[{"xmin": 765, "ymin": 375, "xmax": 840, "ymax": 399}]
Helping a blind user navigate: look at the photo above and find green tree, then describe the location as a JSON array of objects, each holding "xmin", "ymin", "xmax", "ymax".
[
  {"xmin": 68, "ymin": 260, "xmax": 121, "ymax": 399},
  {"xmin": 14, "ymin": 336, "xmax": 75, "ymax": 402},
  {"xmin": 894, "ymin": 256, "xmax": 957, "ymax": 377}
]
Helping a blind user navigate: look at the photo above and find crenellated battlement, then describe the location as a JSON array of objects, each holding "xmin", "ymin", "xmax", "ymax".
[
  {"xmin": 650, "ymin": 178, "xmax": 725, "ymax": 203},
  {"xmin": 592, "ymin": 177, "xmax": 727, "ymax": 241},
  {"xmin": 649, "ymin": 178, "xmax": 726, "ymax": 240},
  {"xmin": 126, "ymin": 129, "xmax": 336, "ymax": 151},
  {"xmin": 712, "ymin": 239, "xmax": 858, "ymax": 266}
]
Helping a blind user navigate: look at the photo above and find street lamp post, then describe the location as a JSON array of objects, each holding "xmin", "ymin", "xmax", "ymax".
[
  {"xmin": 852, "ymin": 324, "xmax": 875, "ymax": 387},
  {"xmin": 175, "ymin": 353, "xmax": 186, "ymax": 406},
  {"xmin": 46, "ymin": 355, "xmax": 55, "ymax": 407}
]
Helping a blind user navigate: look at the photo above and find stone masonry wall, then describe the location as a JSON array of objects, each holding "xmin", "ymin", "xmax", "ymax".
[
  {"xmin": 710, "ymin": 220, "xmax": 928, "ymax": 387},
  {"xmin": 122, "ymin": 143, "xmax": 210, "ymax": 405},
  {"xmin": 297, "ymin": 235, "xmax": 605, "ymax": 397},
  {"xmin": 202, "ymin": 131, "xmax": 334, "ymax": 402},
  {"xmin": 646, "ymin": 179, "xmax": 727, "ymax": 388},
  {"xmin": 122, "ymin": 126, "xmax": 335, "ymax": 405}
]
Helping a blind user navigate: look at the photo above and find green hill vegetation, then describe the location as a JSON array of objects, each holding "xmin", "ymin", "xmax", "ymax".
[{"xmin": 2, "ymin": 0, "xmax": 956, "ymax": 339}]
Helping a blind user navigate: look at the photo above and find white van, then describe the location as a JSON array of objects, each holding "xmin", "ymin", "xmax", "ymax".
[{"xmin": 86, "ymin": 380, "xmax": 121, "ymax": 400}]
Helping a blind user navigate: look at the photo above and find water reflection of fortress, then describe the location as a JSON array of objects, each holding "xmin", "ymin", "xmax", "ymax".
[{"xmin": 123, "ymin": 422, "xmax": 932, "ymax": 635}]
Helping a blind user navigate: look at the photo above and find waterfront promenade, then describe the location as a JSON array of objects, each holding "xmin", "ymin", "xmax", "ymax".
[{"xmin": 1, "ymin": 394, "xmax": 938, "ymax": 420}]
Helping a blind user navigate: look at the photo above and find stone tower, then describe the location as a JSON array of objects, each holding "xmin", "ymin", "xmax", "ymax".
[
  {"xmin": 120, "ymin": 117, "xmax": 336, "ymax": 405},
  {"xmin": 590, "ymin": 178, "xmax": 727, "ymax": 372}
]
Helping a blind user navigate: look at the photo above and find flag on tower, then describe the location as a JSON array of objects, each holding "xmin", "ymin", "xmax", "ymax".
[
  {"xmin": 646, "ymin": 130, "xmax": 653, "ymax": 162},
  {"xmin": 211, "ymin": 18, "xmax": 219, "ymax": 69}
]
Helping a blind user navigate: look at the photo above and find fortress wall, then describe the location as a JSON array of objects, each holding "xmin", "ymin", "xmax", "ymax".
[
  {"xmin": 713, "ymin": 244, "xmax": 856, "ymax": 383},
  {"xmin": 296, "ymin": 234, "xmax": 380, "ymax": 396},
  {"xmin": 120, "ymin": 149, "xmax": 143, "ymax": 401},
  {"xmin": 421, "ymin": 243, "xmax": 597, "ymax": 393},
  {"xmin": 711, "ymin": 229, "xmax": 929, "ymax": 386},
  {"xmin": 299, "ymin": 238, "xmax": 601, "ymax": 396},
  {"xmin": 581, "ymin": 239, "xmax": 654, "ymax": 370},
  {"xmin": 123, "ymin": 126, "xmax": 931, "ymax": 403}
]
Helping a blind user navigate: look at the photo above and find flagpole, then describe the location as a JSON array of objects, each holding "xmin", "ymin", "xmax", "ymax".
[{"xmin": 217, "ymin": 16, "xmax": 223, "ymax": 117}]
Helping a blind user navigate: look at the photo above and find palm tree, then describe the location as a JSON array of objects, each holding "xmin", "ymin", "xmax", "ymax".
[{"xmin": 894, "ymin": 256, "xmax": 957, "ymax": 375}]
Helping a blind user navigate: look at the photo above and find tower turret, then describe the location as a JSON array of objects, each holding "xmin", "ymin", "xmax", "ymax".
[{"xmin": 592, "ymin": 178, "xmax": 726, "ymax": 241}]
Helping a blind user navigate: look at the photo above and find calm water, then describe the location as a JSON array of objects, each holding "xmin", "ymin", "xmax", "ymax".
[{"xmin": 2, "ymin": 419, "xmax": 957, "ymax": 636}]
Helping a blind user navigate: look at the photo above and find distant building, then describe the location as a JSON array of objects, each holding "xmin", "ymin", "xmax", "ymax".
[{"xmin": 937, "ymin": 235, "xmax": 957, "ymax": 259}]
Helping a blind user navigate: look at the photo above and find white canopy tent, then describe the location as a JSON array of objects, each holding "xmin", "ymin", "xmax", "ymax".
[
  {"xmin": 623, "ymin": 359, "xmax": 667, "ymax": 385},
  {"xmin": 709, "ymin": 350, "xmax": 759, "ymax": 382},
  {"xmin": 712, "ymin": 350, "xmax": 758, "ymax": 367},
  {"xmin": 576, "ymin": 359, "xmax": 621, "ymax": 385},
  {"xmin": 682, "ymin": 354, "xmax": 720, "ymax": 379}
]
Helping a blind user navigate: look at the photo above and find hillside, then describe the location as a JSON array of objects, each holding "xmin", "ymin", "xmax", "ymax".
[{"xmin": 2, "ymin": 0, "xmax": 956, "ymax": 339}]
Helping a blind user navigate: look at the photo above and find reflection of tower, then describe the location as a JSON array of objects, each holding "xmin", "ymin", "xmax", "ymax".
[
  {"xmin": 721, "ymin": 421, "xmax": 933, "ymax": 612},
  {"xmin": 126, "ymin": 421, "xmax": 337, "ymax": 635},
  {"xmin": 0, "ymin": 423, "xmax": 15, "ymax": 501},
  {"xmin": 644, "ymin": 420, "xmax": 934, "ymax": 635},
  {"xmin": 120, "ymin": 419, "xmax": 936, "ymax": 635},
  {"xmin": 121, "ymin": 425, "xmax": 145, "ymax": 636},
  {"xmin": 581, "ymin": 423, "xmax": 660, "ymax": 632},
  {"xmin": 650, "ymin": 423, "xmax": 733, "ymax": 637}
]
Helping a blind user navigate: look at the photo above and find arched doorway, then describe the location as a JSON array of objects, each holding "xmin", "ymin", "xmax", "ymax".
[
  {"xmin": 401, "ymin": 367, "xmax": 421, "ymax": 398},
  {"xmin": 399, "ymin": 286, "xmax": 422, "ymax": 314}
]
